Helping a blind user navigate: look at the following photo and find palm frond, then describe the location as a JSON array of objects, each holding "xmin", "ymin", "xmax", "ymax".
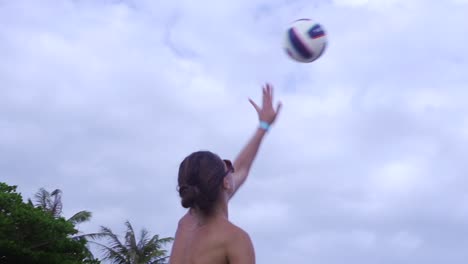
[
  {"xmin": 147, "ymin": 235, "xmax": 174, "ymax": 248},
  {"xmin": 141, "ymin": 235, "xmax": 174, "ymax": 263},
  {"xmin": 89, "ymin": 240, "xmax": 128, "ymax": 264},
  {"xmin": 33, "ymin": 188, "xmax": 50, "ymax": 209},
  {"xmin": 137, "ymin": 228, "xmax": 150, "ymax": 250},
  {"xmin": 72, "ymin": 232, "xmax": 109, "ymax": 241},
  {"xmin": 82, "ymin": 242, "xmax": 98, "ymax": 261},
  {"xmin": 68, "ymin": 210, "xmax": 92, "ymax": 225},
  {"xmin": 49, "ymin": 188, "xmax": 63, "ymax": 217},
  {"xmin": 125, "ymin": 220, "xmax": 141, "ymax": 263},
  {"xmin": 124, "ymin": 221, "xmax": 138, "ymax": 254},
  {"xmin": 149, "ymin": 256, "xmax": 170, "ymax": 264},
  {"xmin": 99, "ymin": 226, "xmax": 128, "ymax": 256}
]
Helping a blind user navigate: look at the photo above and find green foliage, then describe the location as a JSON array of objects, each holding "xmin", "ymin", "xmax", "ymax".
[{"xmin": 0, "ymin": 182, "xmax": 98, "ymax": 264}]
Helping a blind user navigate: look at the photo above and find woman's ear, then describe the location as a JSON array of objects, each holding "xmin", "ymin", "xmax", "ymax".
[
  {"xmin": 223, "ymin": 174, "xmax": 236, "ymax": 194},
  {"xmin": 223, "ymin": 176, "xmax": 231, "ymax": 190}
]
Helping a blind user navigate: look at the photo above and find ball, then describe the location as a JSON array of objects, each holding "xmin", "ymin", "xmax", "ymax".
[{"xmin": 284, "ymin": 19, "xmax": 328, "ymax": 63}]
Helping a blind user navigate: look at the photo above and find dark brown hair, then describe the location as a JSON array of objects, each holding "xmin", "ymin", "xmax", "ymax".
[{"xmin": 177, "ymin": 151, "xmax": 227, "ymax": 215}]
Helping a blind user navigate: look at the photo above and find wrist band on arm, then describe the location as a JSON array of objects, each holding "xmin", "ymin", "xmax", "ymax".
[{"xmin": 259, "ymin": 120, "xmax": 270, "ymax": 131}]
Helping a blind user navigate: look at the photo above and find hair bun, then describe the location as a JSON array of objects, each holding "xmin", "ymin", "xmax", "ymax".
[{"xmin": 180, "ymin": 185, "xmax": 200, "ymax": 208}]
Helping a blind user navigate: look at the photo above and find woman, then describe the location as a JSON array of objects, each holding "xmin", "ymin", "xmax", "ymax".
[{"xmin": 169, "ymin": 83, "xmax": 282, "ymax": 264}]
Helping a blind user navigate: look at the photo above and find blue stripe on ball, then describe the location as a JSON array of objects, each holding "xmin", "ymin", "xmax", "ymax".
[
  {"xmin": 308, "ymin": 24, "xmax": 325, "ymax": 39},
  {"xmin": 288, "ymin": 28, "xmax": 313, "ymax": 60}
]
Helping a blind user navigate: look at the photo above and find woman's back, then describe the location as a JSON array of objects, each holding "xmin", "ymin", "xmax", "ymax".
[{"xmin": 169, "ymin": 211, "xmax": 255, "ymax": 264}]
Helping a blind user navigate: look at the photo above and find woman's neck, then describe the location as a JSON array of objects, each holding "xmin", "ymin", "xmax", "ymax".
[{"xmin": 189, "ymin": 202, "xmax": 229, "ymax": 226}]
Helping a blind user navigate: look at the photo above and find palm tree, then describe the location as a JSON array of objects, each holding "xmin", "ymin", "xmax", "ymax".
[
  {"xmin": 30, "ymin": 188, "xmax": 106, "ymax": 260},
  {"xmin": 32, "ymin": 188, "xmax": 63, "ymax": 217},
  {"xmin": 91, "ymin": 220, "xmax": 174, "ymax": 264},
  {"xmin": 30, "ymin": 188, "xmax": 92, "ymax": 225}
]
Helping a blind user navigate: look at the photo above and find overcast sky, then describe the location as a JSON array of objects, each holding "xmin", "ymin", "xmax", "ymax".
[{"xmin": 2, "ymin": 0, "xmax": 468, "ymax": 263}]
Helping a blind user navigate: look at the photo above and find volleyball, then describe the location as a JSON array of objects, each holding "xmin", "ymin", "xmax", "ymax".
[{"xmin": 283, "ymin": 19, "xmax": 328, "ymax": 63}]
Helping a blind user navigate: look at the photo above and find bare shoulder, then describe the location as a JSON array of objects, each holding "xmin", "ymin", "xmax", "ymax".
[
  {"xmin": 169, "ymin": 212, "xmax": 194, "ymax": 264},
  {"xmin": 223, "ymin": 221, "xmax": 250, "ymax": 239},
  {"xmin": 177, "ymin": 211, "xmax": 197, "ymax": 230},
  {"xmin": 223, "ymin": 222, "xmax": 255, "ymax": 264}
]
